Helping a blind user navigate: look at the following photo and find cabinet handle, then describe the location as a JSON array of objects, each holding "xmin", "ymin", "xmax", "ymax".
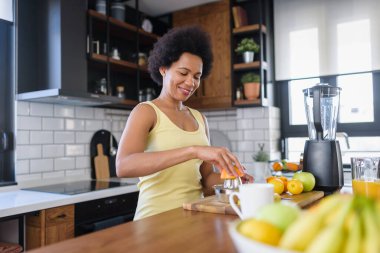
[
  {"xmin": 0, "ymin": 130, "xmax": 8, "ymax": 152},
  {"xmin": 56, "ymin": 214, "xmax": 67, "ymax": 219}
]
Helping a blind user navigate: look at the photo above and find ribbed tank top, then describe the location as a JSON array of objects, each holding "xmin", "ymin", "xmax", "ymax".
[{"xmin": 134, "ymin": 101, "xmax": 210, "ymax": 220}]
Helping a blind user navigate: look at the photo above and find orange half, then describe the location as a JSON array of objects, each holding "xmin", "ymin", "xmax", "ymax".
[{"xmin": 220, "ymin": 166, "xmax": 244, "ymax": 179}]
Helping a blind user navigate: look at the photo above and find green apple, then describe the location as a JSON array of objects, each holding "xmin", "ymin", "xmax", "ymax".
[
  {"xmin": 255, "ymin": 202, "xmax": 300, "ymax": 232},
  {"xmin": 293, "ymin": 171, "xmax": 315, "ymax": 192}
]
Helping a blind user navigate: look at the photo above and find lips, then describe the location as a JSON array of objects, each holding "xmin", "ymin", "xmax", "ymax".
[{"xmin": 178, "ymin": 86, "xmax": 192, "ymax": 96}]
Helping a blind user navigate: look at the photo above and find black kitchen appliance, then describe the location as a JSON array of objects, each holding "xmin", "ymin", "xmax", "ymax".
[
  {"xmin": 302, "ymin": 83, "xmax": 344, "ymax": 192},
  {"xmin": 22, "ymin": 180, "xmax": 131, "ymax": 195}
]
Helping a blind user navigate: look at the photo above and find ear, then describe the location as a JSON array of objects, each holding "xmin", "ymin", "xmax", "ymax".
[{"xmin": 159, "ymin": 67, "xmax": 166, "ymax": 77}]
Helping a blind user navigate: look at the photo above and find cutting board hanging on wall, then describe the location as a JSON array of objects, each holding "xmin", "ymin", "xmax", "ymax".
[
  {"xmin": 94, "ymin": 144, "xmax": 110, "ymax": 179},
  {"xmin": 90, "ymin": 129, "xmax": 118, "ymax": 179}
]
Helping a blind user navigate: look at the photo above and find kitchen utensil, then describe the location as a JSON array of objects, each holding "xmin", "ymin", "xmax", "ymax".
[
  {"xmin": 94, "ymin": 144, "xmax": 110, "ymax": 179},
  {"xmin": 229, "ymin": 183, "xmax": 274, "ymax": 219},
  {"xmin": 109, "ymin": 130, "xmax": 117, "ymax": 156},
  {"xmin": 302, "ymin": 83, "xmax": 343, "ymax": 192},
  {"xmin": 214, "ymin": 184, "xmax": 238, "ymax": 203}
]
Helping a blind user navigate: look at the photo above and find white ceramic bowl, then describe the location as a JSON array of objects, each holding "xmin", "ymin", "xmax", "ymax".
[{"xmin": 228, "ymin": 220, "xmax": 300, "ymax": 253}]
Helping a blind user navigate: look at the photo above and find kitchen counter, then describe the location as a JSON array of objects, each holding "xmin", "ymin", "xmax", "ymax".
[
  {"xmin": 0, "ymin": 178, "xmax": 139, "ymax": 218},
  {"xmin": 28, "ymin": 207, "xmax": 238, "ymax": 253}
]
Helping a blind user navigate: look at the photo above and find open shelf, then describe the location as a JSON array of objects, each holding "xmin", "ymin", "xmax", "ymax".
[
  {"xmin": 232, "ymin": 24, "xmax": 266, "ymax": 34},
  {"xmin": 233, "ymin": 61, "xmax": 268, "ymax": 71}
]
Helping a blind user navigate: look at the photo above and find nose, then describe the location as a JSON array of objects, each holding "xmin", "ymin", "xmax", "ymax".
[{"xmin": 184, "ymin": 75, "xmax": 196, "ymax": 87}]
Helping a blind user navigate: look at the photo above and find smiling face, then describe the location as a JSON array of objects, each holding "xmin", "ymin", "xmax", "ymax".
[{"xmin": 159, "ymin": 52, "xmax": 203, "ymax": 102}]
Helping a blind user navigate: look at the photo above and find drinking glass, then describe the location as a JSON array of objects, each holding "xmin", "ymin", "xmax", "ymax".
[{"xmin": 351, "ymin": 157, "xmax": 380, "ymax": 200}]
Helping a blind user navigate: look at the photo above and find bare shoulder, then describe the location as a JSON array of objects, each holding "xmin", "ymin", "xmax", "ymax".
[{"xmin": 127, "ymin": 103, "xmax": 157, "ymax": 130}]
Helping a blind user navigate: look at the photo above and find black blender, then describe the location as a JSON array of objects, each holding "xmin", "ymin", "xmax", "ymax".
[{"xmin": 302, "ymin": 83, "xmax": 344, "ymax": 192}]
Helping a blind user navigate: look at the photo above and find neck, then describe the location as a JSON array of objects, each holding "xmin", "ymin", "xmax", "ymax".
[{"xmin": 155, "ymin": 96, "xmax": 186, "ymax": 111}]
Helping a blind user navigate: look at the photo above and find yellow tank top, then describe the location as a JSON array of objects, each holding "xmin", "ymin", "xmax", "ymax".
[{"xmin": 134, "ymin": 101, "xmax": 210, "ymax": 220}]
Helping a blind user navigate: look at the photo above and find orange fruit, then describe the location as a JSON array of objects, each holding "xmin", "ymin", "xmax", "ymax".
[
  {"xmin": 287, "ymin": 179, "xmax": 304, "ymax": 195},
  {"xmin": 272, "ymin": 162, "xmax": 283, "ymax": 171},
  {"xmin": 278, "ymin": 176, "xmax": 288, "ymax": 192},
  {"xmin": 237, "ymin": 218, "xmax": 282, "ymax": 246},
  {"xmin": 220, "ymin": 166, "xmax": 244, "ymax": 179},
  {"xmin": 284, "ymin": 162, "xmax": 299, "ymax": 171},
  {"xmin": 266, "ymin": 176, "xmax": 275, "ymax": 183},
  {"xmin": 267, "ymin": 177, "xmax": 285, "ymax": 194}
]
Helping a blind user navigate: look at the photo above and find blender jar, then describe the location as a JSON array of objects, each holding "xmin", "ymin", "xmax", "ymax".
[{"xmin": 303, "ymin": 83, "xmax": 341, "ymax": 140}]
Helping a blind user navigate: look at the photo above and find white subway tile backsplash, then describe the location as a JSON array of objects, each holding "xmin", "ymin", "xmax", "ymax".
[
  {"xmin": 102, "ymin": 121, "xmax": 111, "ymax": 131},
  {"xmin": 227, "ymin": 131, "xmax": 243, "ymax": 141},
  {"xmin": 75, "ymin": 156, "xmax": 90, "ymax": 169},
  {"xmin": 65, "ymin": 169, "xmax": 88, "ymax": 178},
  {"xmin": 66, "ymin": 144, "xmax": 85, "ymax": 156},
  {"xmin": 243, "ymin": 107, "xmax": 264, "ymax": 118},
  {"xmin": 30, "ymin": 159, "xmax": 54, "ymax": 173},
  {"xmin": 43, "ymin": 171, "xmax": 65, "ymax": 179},
  {"xmin": 17, "ymin": 145, "xmax": 41, "ymax": 159},
  {"xmin": 54, "ymin": 157, "xmax": 76, "ymax": 170},
  {"xmin": 253, "ymin": 118, "xmax": 269, "ymax": 129},
  {"xmin": 207, "ymin": 122, "xmax": 218, "ymax": 129},
  {"xmin": 18, "ymin": 116, "xmax": 41, "ymax": 130},
  {"xmin": 218, "ymin": 121, "xmax": 236, "ymax": 130},
  {"xmin": 30, "ymin": 131, "xmax": 53, "ymax": 144},
  {"xmin": 244, "ymin": 130, "xmax": 265, "ymax": 141},
  {"xmin": 65, "ymin": 119, "xmax": 85, "ymax": 131},
  {"xmin": 237, "ymin": 119, "xmax": 254, "ymax": 130},
  {"xmin": 30, "ymin": 103, "xmax": 53, "ymax": 117},
  {"xmin": 16, "ymin": 173, "xmax": 42, "ymax": 182},
  {"xmin": 75, "ymin": 132, "xmax": 93, "ymax": 144},
  {"xmin": 54, "ymin": 131, "xmax": 75, "ymax": 144},
  {"xmin": 17, "ymin": 131, "xmax": 29, "ymax": 145},
  {"xmin": 238, "ymin": 141, "xmax": 254, "ymax": 152},
  {"xmin": 16, "ymin": 160, "xmax": 29, "ymax": 174},
  {"xmin": 17, "ymin": 102, "xmax": 30, "ymax": 115},
  {"xmin": 76, "ymin": 107, "xmax": 94, "ymax": 119},
  {"xmin": 85, "ymin": 120, "xmax": 103, "ymax": 131},
  {"xmin": 94, "ymin": 108, "xmax": 105, "ymax": 119},
  {"xmin": 42, "ymin": 118, "xmax": 65, "ymax": 130},
  {"xmin": 42, "ymin": 145, "xmax": 65, "ymax": 158},
  {"xmin": 54, "ymin": 105, "xmax": 75, "ymax": 118}
]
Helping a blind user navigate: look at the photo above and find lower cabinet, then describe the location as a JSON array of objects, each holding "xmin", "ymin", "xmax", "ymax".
[{"xmin": 25, "ymin": 205, "xmax": 74, "ymax": 250}]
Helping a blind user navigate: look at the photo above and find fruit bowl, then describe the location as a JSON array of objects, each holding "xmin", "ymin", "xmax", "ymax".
[{"xmin": 228, "ymin": 220, "xmax": 300, "ymax": 253}]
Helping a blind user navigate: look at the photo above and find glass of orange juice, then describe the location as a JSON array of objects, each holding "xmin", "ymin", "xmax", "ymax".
[{"xmin": 351, "ymin": 157, "xmax": 380, "ymax": 200}]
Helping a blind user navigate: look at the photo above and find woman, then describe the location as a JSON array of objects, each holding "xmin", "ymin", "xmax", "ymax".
[{"xmin": 116, "ymin": 25, "xmax": 252, "ymax": 220}]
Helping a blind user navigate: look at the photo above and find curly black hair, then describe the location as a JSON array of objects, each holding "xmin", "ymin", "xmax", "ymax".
[{"xmin": 148, "ymin": 25, "xmax": 213, "ymax": 85}]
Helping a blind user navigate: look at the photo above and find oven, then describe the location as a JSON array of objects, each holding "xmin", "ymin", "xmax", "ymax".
[{"xmin": 74, "ymin": 191, "xmax": 138, "ymax": 236}]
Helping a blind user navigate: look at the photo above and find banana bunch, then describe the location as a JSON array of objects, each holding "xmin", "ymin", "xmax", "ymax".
[{"xmin": 279, "ymin": 194, "xmax": 380, "ymax": 253}]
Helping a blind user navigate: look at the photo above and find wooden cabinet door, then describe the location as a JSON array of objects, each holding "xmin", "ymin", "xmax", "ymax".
[
  {"xmin": 26, "ymin": 205, "xmax": 74, "ymax": 250},
  {"xmin": 173, "ymin": 0, "xmax": 231, "ymax": 109}
]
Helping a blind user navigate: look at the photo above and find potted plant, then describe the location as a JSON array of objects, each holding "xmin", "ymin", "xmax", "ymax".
[
  {"xmin": 235, "ymin": 38, "xmax": 260, "ymax": 63},
  {"xmin": 243, "ymin": 143, "xmax": 271, "ymax": 183},
  {"xmin": 241, "ymin": 72, "xmax": 260, "ymax": 100}
]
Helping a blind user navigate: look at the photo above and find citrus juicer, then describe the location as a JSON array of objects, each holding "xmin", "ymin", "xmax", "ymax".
[
  {"xmin": 302, "ymin": 83, "xmax": 344, "ymax": 192},
  {"xmin": 214, "ymin": 177, "xmax": 242, "ymax": 203}
]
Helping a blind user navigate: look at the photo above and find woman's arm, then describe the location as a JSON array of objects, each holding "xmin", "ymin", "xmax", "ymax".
[{"xmin": 116, "ymin": 104, "xmax": 244, "ymax": 178}]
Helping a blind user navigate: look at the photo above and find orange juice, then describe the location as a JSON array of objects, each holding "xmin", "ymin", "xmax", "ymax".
[{"xmin": 352, "ymin": 179, "xmax": 380, "ymax": 200}]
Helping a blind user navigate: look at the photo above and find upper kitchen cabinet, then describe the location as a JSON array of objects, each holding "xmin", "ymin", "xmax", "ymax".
[
  {"xmin": 86, "ymin": 0, "xmax": 168, "ymax": 108},
  {"xmin": 230, "ymin": 0, "xmax": 274, "ymax": 107},
  {"xmin": 173, "ymin": 0, "xmax": 232, "ymax": 110}
]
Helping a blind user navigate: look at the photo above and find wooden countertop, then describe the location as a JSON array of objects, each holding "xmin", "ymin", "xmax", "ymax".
[{"xmin": 29, "ymin": 208, "xmax": 239, "ymax": 253}]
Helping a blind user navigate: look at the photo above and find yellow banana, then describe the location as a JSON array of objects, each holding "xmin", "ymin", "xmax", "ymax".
[
  {"xmin": 361, "ymin": 203, "xmax": 380, "ymax": 253},
  {"xmin": 305, "ymin": 198, "xmax": 353, "ymax": 253},
  {"xmin": 279, "ymin": 194, "xmax": 348, "ymax": 251},
  {"xmin": 342, "ymin": 211, "xmax": 362, "ymax": 253}
]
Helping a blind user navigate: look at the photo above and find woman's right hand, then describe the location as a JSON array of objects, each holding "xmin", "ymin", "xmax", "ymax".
[{"xmin": 194, "ymin": 145, "xmax": 244, "ymax": 177}]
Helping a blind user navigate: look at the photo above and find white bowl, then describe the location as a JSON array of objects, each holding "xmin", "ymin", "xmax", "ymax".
[{"xmin": 228, "ymin": 220, "xmax": 300, "ymax": 253}]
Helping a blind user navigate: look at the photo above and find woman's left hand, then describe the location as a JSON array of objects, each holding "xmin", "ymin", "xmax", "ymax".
[{"xmin": 241, "ymin": 172, "xmax": 254, "ymax": 183}]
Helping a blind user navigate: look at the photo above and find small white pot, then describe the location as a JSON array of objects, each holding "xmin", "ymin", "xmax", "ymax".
[{"xmin": 243, "ymin": 51, "xmax": 254, "ymax": 63}]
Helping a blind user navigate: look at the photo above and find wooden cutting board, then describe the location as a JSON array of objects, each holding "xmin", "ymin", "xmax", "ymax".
[
  {"xmin": 183, "ymin": 191, "xmax": 324, "ymax": 215},
  {"xmin": 94, "ymin": 143, "xmax": 110, "ymax": 179}
]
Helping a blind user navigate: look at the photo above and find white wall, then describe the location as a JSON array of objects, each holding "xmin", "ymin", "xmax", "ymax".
[{"xmin": 15, "ymin": 102, "xmax": 281, "ymax": 181}]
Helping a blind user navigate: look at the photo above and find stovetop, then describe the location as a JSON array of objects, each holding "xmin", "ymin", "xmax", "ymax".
[{"xmin": 22, "ymin": 180, "xmax": 132, "ymax": 195}]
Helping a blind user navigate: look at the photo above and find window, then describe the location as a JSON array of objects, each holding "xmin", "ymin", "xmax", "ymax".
[{"xmin": 0, "ymin": 0, "xmax": 16, "ymax": 186}]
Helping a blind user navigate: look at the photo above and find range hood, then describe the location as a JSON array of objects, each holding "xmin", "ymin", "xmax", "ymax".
[{"xmin": 17, "ymin": 89, "xmax": 112, "ymax": 106}]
